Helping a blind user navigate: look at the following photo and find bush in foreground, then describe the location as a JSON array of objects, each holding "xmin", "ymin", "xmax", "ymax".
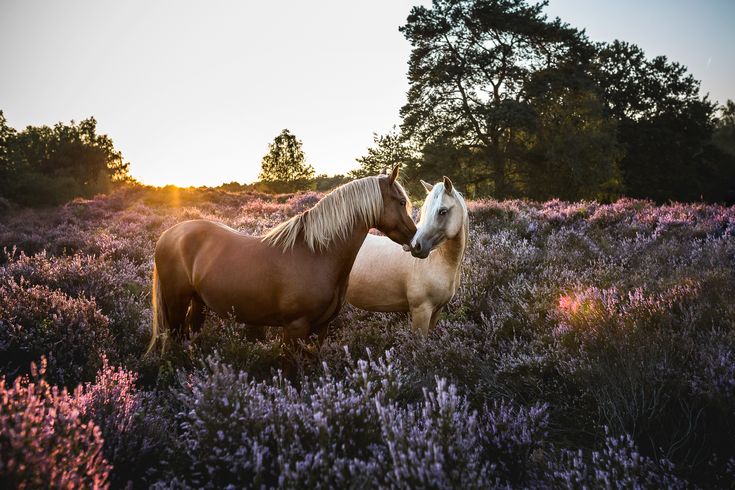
[
  {"xmin": 160, "ymin": 352, "xmax": 548, "ymax": 488},
  {"xmin": 0, "ymin": 279, "xmax": 112, "ymax": 387},
  {"xmin": 0, "ymin": 358, "xmax": 111, "ymax": 489}
]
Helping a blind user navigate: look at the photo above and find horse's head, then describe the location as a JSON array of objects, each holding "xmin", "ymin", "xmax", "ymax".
[
  {"xmin": 409, "ymin": 176, "xmax": 467, "ymax": 259},
  {"xmin": 376, "ymin": 164, "xmax": 417, "ymax": 248}
]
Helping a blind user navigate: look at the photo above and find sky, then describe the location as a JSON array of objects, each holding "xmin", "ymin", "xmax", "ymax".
[{"xmin": 1, "ymin": 0, "xmax": 733, "ymax": 187}]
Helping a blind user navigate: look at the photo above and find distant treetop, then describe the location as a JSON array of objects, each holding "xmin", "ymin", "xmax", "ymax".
[{"xmin": 258, "ymin": 129, "xmax": 315, "ymax": 192}]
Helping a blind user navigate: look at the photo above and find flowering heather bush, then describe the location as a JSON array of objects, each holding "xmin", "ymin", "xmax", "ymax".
[
  {"xmin": 1, "ymin": 249, "xmax": 151, "ymax": 364},
  {"xmin": 78, "ymin": 356, "xmax": 170, "ymax": 488},
  {"xmin": 0, "ymin": 278, "xmax": 112, "ymax": 387},
  {"xmin": 0, "ymin": 187, "xmax": 734, "ymax": 486},
  {"xmin": 161, "ymin": 352, "xmax": 548, "ymax": 488},
  {"xmin": 0, "ymin": 358, "xmax": 111, "ymax": 489},
  {"xmin": 286, "ymin": 190, "xmax": 322, "ymax": 213},
  {"xmin": 549, "ymin": 431, "xmax": 685, "ymax": 489}
]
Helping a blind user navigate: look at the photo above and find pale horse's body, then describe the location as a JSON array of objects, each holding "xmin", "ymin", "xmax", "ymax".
[{"xmin": 347, "ymin": 177, "xmax": 468, "ymax": 333}]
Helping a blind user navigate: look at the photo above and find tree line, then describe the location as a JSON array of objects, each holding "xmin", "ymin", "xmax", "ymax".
[
  {"xmin": 351, "ymin": 0, "xmax": 735, "ymax": 203},
  {"xmin": 0, "ymin": 112, "xmax": 131, "ymax": 207}
]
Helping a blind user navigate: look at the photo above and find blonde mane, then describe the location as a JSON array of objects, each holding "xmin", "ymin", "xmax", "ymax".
[{"xmin": 262, "ymin": 176, "xmax": 406, "ymax": 252}]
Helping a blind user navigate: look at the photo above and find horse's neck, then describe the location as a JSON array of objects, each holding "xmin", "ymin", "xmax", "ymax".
[
  {"xmin": 327, "ymin": 223, "xmax": 370, "ymax": 273},
  {"xmin": 433, "ymin": 219, "xmax": 467, "ymax": 281}
]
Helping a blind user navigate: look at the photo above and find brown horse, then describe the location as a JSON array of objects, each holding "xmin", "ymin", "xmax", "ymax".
[{"xmin": 147, "ymin": 166, "xmax": 416, "ymax": 353}]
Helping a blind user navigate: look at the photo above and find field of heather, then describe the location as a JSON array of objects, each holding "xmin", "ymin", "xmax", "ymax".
[{"xmin": 1, "ymin": 185, "xmax": 734, "ymax": 488}]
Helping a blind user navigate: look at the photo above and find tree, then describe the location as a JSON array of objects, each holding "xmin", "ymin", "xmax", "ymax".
[
  {"xmin": 0, "ymin": 112, "xmax": 131, "ymax": 207},
  {"xmin": 399, "ymin": 0, "xmax": 592, "ymax": 198},
  {"xmin": 351, "ymin": 127, "xmax": 415, "ymax": 178},
  {"xmin": 258, "ymin": 129, "xmax": 314, "ymax": 192},
  {"xmin": 522, "ymin": 89, "xmax": 623, "ymax": 201},
  {"xmin": 713, "ymin": 100, "xmax": 735, "ymax": 155},
  {"xmin": 312, "ymin": 174, "xmax": 351, "ymax": 192},
  {"xmin": 708, "ymin": 100, "xmax": 735, "ymax": 203},
  {"xmin": 593, "ymin": 41, "xmax": 723, "ymax": 202},
  {"xmin": 0, "ymin": 112, "xmax": 18, "ymax": 187},
  {"xmin": 419, "ymin": 137, "xmax": 491, "ymax": 198}
]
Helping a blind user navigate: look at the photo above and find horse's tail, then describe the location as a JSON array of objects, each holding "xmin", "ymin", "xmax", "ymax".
[{"xmin": 146, "ymin": 264, "xmax": 168, "ymax": 355}]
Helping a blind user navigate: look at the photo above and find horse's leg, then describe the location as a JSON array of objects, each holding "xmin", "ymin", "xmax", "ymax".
[
  {"xmin": 282, "ymin": 318, "xmax": 310, "ymax": 347},
  {"xmin": 410, "ymin": 303, "xmax": 434, "ymax": 335},
  {"xmin": 281, "ymin": 318, "xmax": 311, "ymax": 376},
  {"xmin": 313, "ymin": 322, "xmax": 330, "ymax": 345},
  {"xmin": 186, "ymin": 296, "xmax": 206, "ymax": 336},
  {"xmin": 165, "ymin": 291, "xmax": 191, "ymax": 342},
  {"xmin": 157, "ymin": 261, "xmax": 194, "ymax": 344},
  {"xmin": 429, "ymin": 307, "xmax": 442, "ymax": 331}
]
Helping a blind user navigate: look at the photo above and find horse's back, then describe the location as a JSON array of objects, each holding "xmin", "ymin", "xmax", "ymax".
[
  {"xmin": 347, "ymin": 234, "xmax": 412, "ymax": 311},
  {"xmin": 156, "ymin": 219, "xmax": 234, "ymax": 254}
]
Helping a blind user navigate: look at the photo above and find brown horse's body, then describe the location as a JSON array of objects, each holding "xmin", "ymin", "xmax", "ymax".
[
  {"xmin": 153, "ymin": 218, "xmax": 369, "ymax": 341},
  {"xmin": 148, "ymin": 170, "xmax": 416, "ymax": 352}
]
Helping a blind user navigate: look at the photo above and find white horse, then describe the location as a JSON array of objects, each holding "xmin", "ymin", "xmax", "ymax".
[{"xmin": 346, "ymin": 176, "xmax": 468, "ymax": 333}]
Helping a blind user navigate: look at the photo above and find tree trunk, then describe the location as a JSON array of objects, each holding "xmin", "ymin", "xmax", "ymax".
[
  {"xmin": 493, "ymin": 158, "xmax": 508, "ymax": 199},
  {"xmin": 489, "ymin": 137, "xmax": 508, "ymax": 199}
]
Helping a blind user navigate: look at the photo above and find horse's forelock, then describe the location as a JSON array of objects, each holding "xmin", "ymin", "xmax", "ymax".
[{"xmin": 419, "ymin": 181, "xmax": 467, "ymax": 225}]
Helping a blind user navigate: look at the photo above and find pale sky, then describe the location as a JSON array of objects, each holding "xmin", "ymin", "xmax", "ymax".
[{"xmin": 1, "ymin": 1, "xmax": 733, "ymax": 187}]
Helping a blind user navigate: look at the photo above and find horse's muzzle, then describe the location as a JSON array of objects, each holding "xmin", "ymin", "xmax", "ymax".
[{"xmin": 409, "ymin": 238, "xmax": 431, "ymax": 259}]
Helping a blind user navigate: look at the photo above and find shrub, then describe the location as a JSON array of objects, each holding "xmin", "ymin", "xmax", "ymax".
[
  {"xmin": 1, "ymin": 188, "xmax": 734, "ymax": 486},
  {"xmin": 0, "ymin": 358, "xmax": 111, "ymax": 489},
  {"xmin": 0, "ymin": 249, "xmax": 152, "ymax": 365},
  {"xmin": 78, "ymin": 357, "xmax": 170, "ymax": 488},
  {"xmin": 160, "ymin": 352, "xmax": 549, "ymax": 488},
  {"xmin": 0, "ymin": 279, "xmax": 112, "ymax": 387},
  {"xmin": 548, "ymin": 430, "xmax": 685, "ymax": 489},
  {"xmin": 188, "ymin": 315, "xmax": 283, "ymax": 380}
]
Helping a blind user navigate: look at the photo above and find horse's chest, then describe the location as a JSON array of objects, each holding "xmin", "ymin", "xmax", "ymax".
[
  {"xmin": 432, "ymin": 282, "xmax": 457, "ymax": 306},
  {"xmin": 411, "ymin": 270, "xmax": 457, "ymax": 306}
]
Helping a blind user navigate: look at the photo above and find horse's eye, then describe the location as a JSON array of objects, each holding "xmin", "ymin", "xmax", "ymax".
[
  {"xmin": 438, "ymin": 208, "xmax": 448, "ymax": 216},
  {"xmin": 400, "ymin": 199, "xmax": 407, "ymax": 206}
]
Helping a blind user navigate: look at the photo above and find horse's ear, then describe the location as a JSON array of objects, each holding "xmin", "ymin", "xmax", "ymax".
[
  {"xmin": 421, "ymin": 180, "xmax": 433, "ymax": 193},
  {"xmin": 443, "ymin": 176, "xmax": 453, "ymax": 194},
  {"xmin": 379, "ymin": 168, "xmax": 387, "ymax": 175},
  {"xmin": 389, "ymin": 164, "xmax": 400, "ymax": 184}
]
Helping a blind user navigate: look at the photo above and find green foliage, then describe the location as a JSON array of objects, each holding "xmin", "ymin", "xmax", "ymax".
[
  {"xmin": 709, "ymin": 100, "xmax": 735, "ymax": 202},
  {"xmin": 713, "ymin": 100, "xmax": 735, "ymax": 158},
  {"xmin": 258, "ymin": 129, "xmax": 315, "ymax": 192},
  {"xmin": 399, "ymin": 0, "xmax": 591, "ymax": 199},
  {"xmin": 312, "ymin": 173, "xmax": 350, "ymax": 192},
  {"xmin": 351, "ymin": 1, "xmax": 735, "ymax": 203},
  {"xmin": 350, "ymin": 127, "xmax": 425, "ymax": 195},
  {"xmin": 350, "ymin": 127, "xmax": 419, "ymax": 178},
  {"xmin": 593, "ymin": 41, "xmax": 733, "ymax": 203},
  {"xmin": 524, "ymin": 89, "xmax": 623, "ymax": 201},
  {"xmin": 0, "ymin": 111, "xmax": 131, "ymax": 207}
]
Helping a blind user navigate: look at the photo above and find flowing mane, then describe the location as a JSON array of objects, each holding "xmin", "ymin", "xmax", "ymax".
[{"xmin": 262, "ymin": 176, "xmax": 408, "ymax": 252}]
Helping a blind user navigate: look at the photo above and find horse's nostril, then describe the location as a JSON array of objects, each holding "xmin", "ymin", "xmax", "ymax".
[{"xmin": 414, "ymin": 242, "xmax": 422, "ymax": 252}]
